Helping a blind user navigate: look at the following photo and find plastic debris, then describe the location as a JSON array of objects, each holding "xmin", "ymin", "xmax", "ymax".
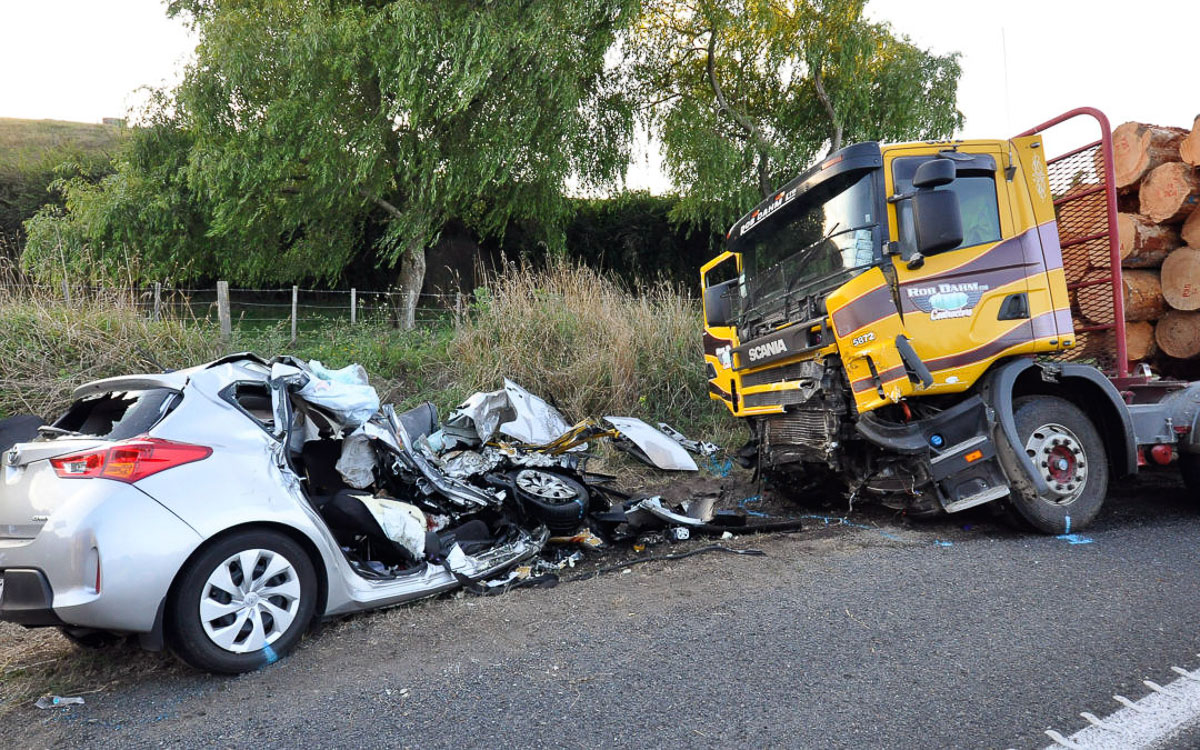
[{"xmin": 35, "ymin": 695, "xmax": 85, "ymax": 709}]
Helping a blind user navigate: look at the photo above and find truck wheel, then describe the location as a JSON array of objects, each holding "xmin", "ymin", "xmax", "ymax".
[
  {"xmin": 1181, "ymin": 453, "xmax": 1200, "ymax": 494},
  {"xmin": 1002, "ymin": 395, "xmax": 1108, "ymax": 534},
  {"xmin": 167, "ymin": 529, "xmax": 317, "ymax": 674}
]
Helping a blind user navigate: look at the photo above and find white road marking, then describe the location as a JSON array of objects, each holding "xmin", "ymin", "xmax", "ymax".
[{"xmin": 1040, "ymin": 658, "xmax": 1200, "ymax": 749}]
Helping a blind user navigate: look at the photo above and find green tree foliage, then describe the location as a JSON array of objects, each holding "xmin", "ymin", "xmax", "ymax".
[
  {"xmin": 626, "ymin": 0, "xmax": 963, "ymax": 230},
  {"xmin": 24, "ymin": 102, "xmax": 228, "ymax": 284},
  {"xmin": 26, "ymin": 0, "xmax": 638, "ymax": 327}
]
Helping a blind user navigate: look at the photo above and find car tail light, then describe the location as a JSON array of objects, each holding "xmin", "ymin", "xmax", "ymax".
[{"xmin": 50, "ymin": 438, "xmax": 212, "ymax": 483}]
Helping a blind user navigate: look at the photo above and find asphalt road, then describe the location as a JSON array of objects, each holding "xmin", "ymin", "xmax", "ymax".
[{"xmin": 5, "ymin": 471, "xmax": 1200, "ymax": 749}]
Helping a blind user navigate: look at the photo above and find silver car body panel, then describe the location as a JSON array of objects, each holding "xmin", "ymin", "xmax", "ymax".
[
  {"xmin": 1, "ymin": 357, "xmax": 544, "ymax": 634},
  {"xmin": 602, "ymin": 416, "xmax": 699, "ymax": 471}
]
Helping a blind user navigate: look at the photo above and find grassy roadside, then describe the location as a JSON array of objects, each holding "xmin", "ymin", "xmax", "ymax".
[{"xmin": 0, "ymin": 262, "xmax": 739, "ymax": 439}]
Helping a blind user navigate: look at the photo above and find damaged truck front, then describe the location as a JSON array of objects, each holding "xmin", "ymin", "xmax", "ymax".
[{"xmin": 701, "ymin": 109, "xmax": 1200, "ymax": 532}]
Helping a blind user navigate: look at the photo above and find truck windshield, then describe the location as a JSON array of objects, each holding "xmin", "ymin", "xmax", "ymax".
[{"xmin": 731, "ymin": 169, "xmax": 878, "ymax": 325}]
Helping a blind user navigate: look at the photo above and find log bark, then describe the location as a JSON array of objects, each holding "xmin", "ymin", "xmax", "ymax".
[
  {"xmin": 1160, "ymin": 245, "xmax": 1200, "ymax": 311},
  {"xmin": 1154, "ymin": 309, "xmax": 1200, "ymax": 359},
  {"xmin": 1112, "ymin": 121, "xmax": 1186, "ymax": 190},
  {"xmin": 1139, "ymin": 162, "xmax": 1200, "ymax": 223},
  {"xmin": 1125, "ymin": 320, "xmax": 1157, "ymax": 361},
  {"xmin": 1117, "ymin": 212, "xmax": 1180, "ymax": 267},
  {"xmin": 1122, "ymin": 269, "xmax": 1167, "ymax": 321},
  {"xmin": 1181, "ymin": 115, "xmax": 1200, "ymax": 168},
  {"xmin": 1182, "ymin": 206, "xmax": 1200, "ymax": 249}
]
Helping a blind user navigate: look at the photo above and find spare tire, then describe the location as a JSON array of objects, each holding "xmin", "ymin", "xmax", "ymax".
[{"xmin": 510, "ymin": 469, "xmax": 588, "ymax": 535}]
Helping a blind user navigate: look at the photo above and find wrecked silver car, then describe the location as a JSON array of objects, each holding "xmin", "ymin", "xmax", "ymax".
[{"xmin": 0, "ymin": 354, "xmax": 709, "ymax": 673}]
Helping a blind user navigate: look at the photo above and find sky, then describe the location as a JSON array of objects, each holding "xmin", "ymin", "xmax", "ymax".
[{"xmin": 2, "ymin": 0, "xmax": 1197, "ymax": 191}]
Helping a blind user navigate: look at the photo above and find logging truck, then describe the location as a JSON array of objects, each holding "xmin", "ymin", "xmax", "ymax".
[{"xmin": 700, "ymin": 108, "xmax": 1200, "ymax": 533}]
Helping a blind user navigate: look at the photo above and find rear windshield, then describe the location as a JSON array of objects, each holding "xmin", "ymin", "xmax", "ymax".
[{"xmin": 53, "ymin": 388, "xmax": 180, "ymax": 440}]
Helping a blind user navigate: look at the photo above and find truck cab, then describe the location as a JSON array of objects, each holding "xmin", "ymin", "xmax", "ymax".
[{"xmin": 702, "ymin": 109, "xmax": 1200, "ymax": 532}]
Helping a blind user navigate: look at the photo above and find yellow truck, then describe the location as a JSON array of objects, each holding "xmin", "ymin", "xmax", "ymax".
[{"xmin": 700, "ymin": 108, "xmax": 1200, "ymax": 533}]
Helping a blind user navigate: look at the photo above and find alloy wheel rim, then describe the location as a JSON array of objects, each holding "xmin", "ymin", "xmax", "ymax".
[
  {"xmin": 1024, "ymin": 422, "xmax": 1088, "ymax": 505},
  {"xmin": 199, "ymin": 549, "xmax": 301, "ymax": 653},
  {"xmin": 515, "ymin": 470, "xmax": 577, "ymax": 503}
]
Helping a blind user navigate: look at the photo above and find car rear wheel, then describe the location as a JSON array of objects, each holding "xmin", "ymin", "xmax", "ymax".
[
  {"xmin": 1001, "ymin": 395, "xmax": 1108, "ymax": 534},
  {"xmin": 168, "ymin": 529, "xmax": 317, "ymax": 674}
]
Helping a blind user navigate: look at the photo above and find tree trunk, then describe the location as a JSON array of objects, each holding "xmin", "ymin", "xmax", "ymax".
[
  {"xmin": 396, "ymin": 244, "xmax": 427, "ymax": 330},
  {"xmin": 1180, "ymin": 115, "xmax": 1200, "ymax": 168},
  {"xmin": 1112, "ymin": 121, "xmax": 1187, "ymax": 190},
  {"xmin": 1160, "ymin": 245, "xmax": 1200, "ymax": 311},
  {"xmin": 1125, "ymin": 320, "xmax": 1157, "ymax": 361},
  {"xmin": 1122, "ymin": 269, "xmax": 1167, "ymax": 321},
  {"xmin": 1139, "ymin": 162, "xmax": 1200, "ymax": 223},
  {"xmin": 1182, "ymin": 206, "xmax": 1200, "ymax": 248},
  {"xmin": 1154, "ymin": 309, "xmax": 1200, "ymax": 359},
  {"xmin": 1117, "ymin": 212, "xmax": 1180, "ymax": 267}
]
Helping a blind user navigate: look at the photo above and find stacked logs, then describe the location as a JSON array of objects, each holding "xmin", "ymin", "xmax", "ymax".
[{"xmin": 1110, "ymin": 118, "xmax": 1200, "ymax": 365}]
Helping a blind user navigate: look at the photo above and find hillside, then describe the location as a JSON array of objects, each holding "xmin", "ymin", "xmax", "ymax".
[{"xmin": 0, "ymin": 117, "xmax": 125, "ymax": 174}]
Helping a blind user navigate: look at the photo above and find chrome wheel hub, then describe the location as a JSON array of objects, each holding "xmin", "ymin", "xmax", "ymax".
[
  {"xmin": 515, "ymin": 470, "xmax": 577, "ymax": 503},
  {"xmin": 199, "ymin": 549, "xmax": 301, "ymax": 653},
  {"xmin": 1024, "ymin": 422, "xmax": 1088, "ymax": 505}
]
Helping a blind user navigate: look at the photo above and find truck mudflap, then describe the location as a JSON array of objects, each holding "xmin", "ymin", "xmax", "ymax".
[{"xmin": 856, "ymin": 396, "xmax": 1010, "ymax": 513}]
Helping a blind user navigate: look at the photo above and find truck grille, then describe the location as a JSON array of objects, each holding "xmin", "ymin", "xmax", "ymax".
[
  {"xmin": 741, "ymin": 361, "xmax": 814, "ymax": 388},
  {"xmin": 765, "ymin": 411, "xmax": 836, "ymax": 447},
  {"xmin": 744, "ymin": 390, "xmax": 812, "ymax": 408}
]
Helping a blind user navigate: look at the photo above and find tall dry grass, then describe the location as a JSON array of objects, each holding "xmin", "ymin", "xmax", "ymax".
[
  {"xmin": 0, "ymin": 285, "xmax": 220, "ymax": 419},
  {"xmin": 449, "ymin": 260, "xmax": 715, "ymax": 427}
]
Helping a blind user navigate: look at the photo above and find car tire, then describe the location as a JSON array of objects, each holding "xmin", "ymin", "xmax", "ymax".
[
  {"xmin": 1000, "ymin": 395, "xmax": 1108, "ymax": 534},
  {"xmin": 510, "ymin": 469, "xmax": 589, "ymax": 535},
  {"xmin": 167, "ymin": 529, "xmax": 318, "ymax": 674},
  {"xmin": 1182, "ymin": 453, "xmax": 1200, "ymax": 495}
]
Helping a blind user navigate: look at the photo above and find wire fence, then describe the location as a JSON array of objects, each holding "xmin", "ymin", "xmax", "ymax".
[{"xmin": 0, "ymin": 279, "xmax": 469, "ymax": 338}]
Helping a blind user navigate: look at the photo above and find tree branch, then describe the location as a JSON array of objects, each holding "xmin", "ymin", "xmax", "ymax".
[
  {"xmin": 812, "ymin": 66, "xmax": 843, "ymax": 155},
  {"xmin": 705, "ymin": 27, "xmax": 774, "ymax": 197},
  {"xmin": 359, "ymin": 188, "xmax": 404, "ymax": 221}
]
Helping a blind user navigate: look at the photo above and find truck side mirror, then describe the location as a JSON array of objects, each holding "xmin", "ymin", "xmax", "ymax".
[
  {"xmin": 704, "ymin": 278, "xmax": 737, "ymax": 327},
  {"xmin": 912, "ymin": 190, "xmax": 963, "ymax": 255},
  {"xmin": 912, "ymin": 158, "xmax": 956, "ymax": 188}
]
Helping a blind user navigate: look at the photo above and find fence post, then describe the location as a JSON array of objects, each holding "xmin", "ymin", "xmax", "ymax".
[
  {"xmin": 350, "ymin": 287, "xmax": 357, "ymax": 325},
  {"xmin": 291, "ymin": 285, "xmax": 298, "ymax": 343},
  {"xmin": 217, "ymin": 281, "xmax": 231, "ymax": 346},
  {"xmin": 455, "ymin": 292, "xmax": 463, "ymax": 328},
  {"xmin": 153, "ymin": 282, "xmax": 162, "ymax": 321},
  {"xmin": 61, "ymin": 280, "xmax": 71, "ymax": 305}
]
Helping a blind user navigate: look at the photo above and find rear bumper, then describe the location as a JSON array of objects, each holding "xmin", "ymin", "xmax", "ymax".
[
  {"xmin": 0, "ymin": 569, "xmax": 63, "ymax": 626},
  {"xmin": 0, "ymin": 483, "xmax": 203, "ymax": 632}
]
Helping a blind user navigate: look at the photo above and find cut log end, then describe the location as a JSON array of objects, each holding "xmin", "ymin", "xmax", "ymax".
[
  {"xmin": 1160, "ymin": 246, "xmax": 1200, "ymax": 311},
  {"xmin": 1125, "ymin": 320, "xmax": 1157, "ymax": 361},
  {"xmin": 1113, "ymin": 121, "xmax": 1187, "ymax": 190},
  {"xmin": 1182, "ymin": 206, "xmax": 1200, "ymax": 249},
  {"xmin": 1139, "ymin": 162, "xmax": 1200, "ymax": 224},
  {"xmin": 1155, "ymin": 309, "xmax": 1200, "ymax": 359},
  {"xmin": 1181, "ymin": 115, "xmax": 1200, "ymax": 168}
]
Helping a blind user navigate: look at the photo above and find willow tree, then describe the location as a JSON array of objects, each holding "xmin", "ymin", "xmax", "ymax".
[
  {"xmin": 150, "ymin": 0, "xmax": 635, "ymax": 326},
  {"xmin": 627, "ymin": 0, "xmax": 963, "ymax": 229}
]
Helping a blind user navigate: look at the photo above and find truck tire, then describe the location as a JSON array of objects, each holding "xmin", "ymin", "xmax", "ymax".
[
  {"xmin": 1181, "ymin": 453, "xmax": 1200, "ymax": 495},
  {"xmin": 1001, "ymin": 395, "xmax": 1108, "ymax": 534}
]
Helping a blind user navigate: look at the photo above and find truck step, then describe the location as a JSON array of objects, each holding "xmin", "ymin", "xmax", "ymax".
[{"xmin": 942, "ymin": 485, "xmax": 1009, "ymax": 514}]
